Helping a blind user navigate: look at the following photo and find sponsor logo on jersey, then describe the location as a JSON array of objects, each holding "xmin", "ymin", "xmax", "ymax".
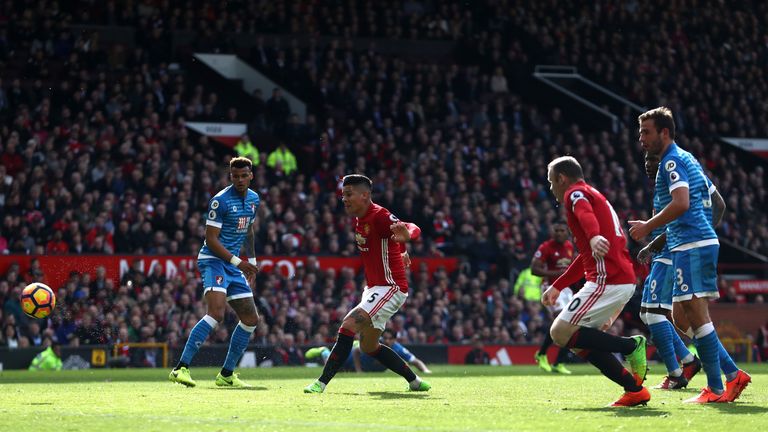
[
  {"xmin": 237, "ymin": 217, "xmax": 249, "ymax": 230},
  {"xmin": 665, "ymin": 160, "xmax": 676, "ymax": 171},
  {"xmin": 211, "ymin": 200, "xmax": 219, "ymax": 209},
  {"xmin": 208, "ymin": 210, "xmax": 217, "ymax": 220},
  {"xmin": 669, "ymin": 171, "xmax": 680, "ymax": 182},
  {"xmin": 569, "ymin": 190, "xmax": 585, "ymax": 202},
  {"xmin": 389, "ymin": 214, "xmax": 399, "ymax": 222}
]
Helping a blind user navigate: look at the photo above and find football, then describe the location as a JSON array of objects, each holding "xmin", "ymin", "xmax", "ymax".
[{"xmin": 20, "ymin": 282, "xmax": 56, "ymax": 319}]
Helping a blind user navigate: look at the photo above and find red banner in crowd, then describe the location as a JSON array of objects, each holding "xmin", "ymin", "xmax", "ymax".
[
  {"xmin": 732, "ymin": 280, "xmax": 768, "ymax": 294},
  {"xmin": 0, "ymin": 255, "xmax": 458, "ymax": 289}
]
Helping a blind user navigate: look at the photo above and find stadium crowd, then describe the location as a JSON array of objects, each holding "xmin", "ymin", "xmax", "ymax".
[{"xmin": 0, "ymin": 1, "xmax": 766, "ymax": 352}]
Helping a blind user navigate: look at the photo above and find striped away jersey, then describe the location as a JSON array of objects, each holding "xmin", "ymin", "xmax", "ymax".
[
  {"xmin": 655, "ymin": 143, "xmax": 718, "ymax": 251},
  {"xmin": 198, "ymin": 185, "xmax": 260, "ymax": 261}
]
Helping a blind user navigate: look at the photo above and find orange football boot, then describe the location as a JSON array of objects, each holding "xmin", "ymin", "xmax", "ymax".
[
  {"xmin": 610, "ymin": 387, "xmax": 651, "ymax": 407},
  {"xmin": 683, "ymin": 387, "xmax": 728, "ymax": 404},
  {"xmin": 724, "ymin": 370, "xmax": 751, "ymax": 402}
]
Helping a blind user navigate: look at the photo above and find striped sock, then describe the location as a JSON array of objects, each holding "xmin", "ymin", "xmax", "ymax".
[
  {"xmin": 179, "ymin": 315, "xmax": 217, "ymax": 366},
  {"xmin": 222, "ymin": 322, "xmax": 256, "ymax": 374},
  {"xmin": 672, "ymin": 331, "xmax": 693, "ymax": 364},
  {"xmin": 715, "ymin": 339, "xmax": 739, "ymax": 381},
  {"xmin": 693, "ymin": 323, "xmax": 723, "ymax": 392},
  {"xmin": 648, "ymin": 317, "xmax": 682, "ymax": 377}
]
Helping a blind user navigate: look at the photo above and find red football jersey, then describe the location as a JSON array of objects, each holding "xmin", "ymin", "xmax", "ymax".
[
  {"xmin": 534, "ymin": 239, "xmax": 575, "ymax": 283},
  {"xmin": 354, "ymin": 203, "xmax": 420, "ymax": 293},
  {"xmin": 552, "ymin": 180, "xmax": 635, "ymax": 289}
]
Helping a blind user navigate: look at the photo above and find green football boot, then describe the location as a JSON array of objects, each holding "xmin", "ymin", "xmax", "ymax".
[
  {"xmin": 304, "ymin": 380, "xmax": 325, "ymax": 394},
  {"xmin": 169, "ymin": 367, "xmax": 196, "ymax": 387},
  {"xmin": 215, "ymin": 372, "xmax": 253, "ymax": 388},
  {"xmin": 409, "ymin": 379, "xmax": 431, "ymax": 392},
  {"xmin": 552, "ymin": 363, "xmax": 572, "ymax": 375},
  {"xmin": 534, "ymin": 353, "xmax": 552, "ymax": 372},
  {"xmin": 304, "ymin": 347, "xmax": 327, "ymax": 360},
  {"xmin": 626, "ymin": 335, "xmax": 648, "ymax": 383}
]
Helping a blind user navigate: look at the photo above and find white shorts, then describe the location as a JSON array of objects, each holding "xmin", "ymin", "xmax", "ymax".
[
  {"xmin": 356, "ymin": 285, "xmax": 407, "ymax": 330},
  {"xmin": 550, "ymin": 287, "xmax": 574, "ymax": 313},
  {"xmin": 557, "ymin": 282, "xmax": 635, "ymax": 329}
]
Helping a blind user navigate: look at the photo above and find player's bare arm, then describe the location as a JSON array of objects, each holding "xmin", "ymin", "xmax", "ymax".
[
  {"xmin": 637, "ymin": 232, "xmax": 667, "ymax": 264},
  {"xmin": 628, "ymin": 187, "xmax": 689, "ymax": 240},
  {"xmin": 541, "ymin": 285, "xmax": 560, "ymax": 307},
  {"xmin": 243, "ymin": 223, "xmax": 259, "ymax": 287},
  {"xmin": 206, "ymin": 225, "xmax": 259, "ymax": 276},
  {"xmin": 712, "ymin": 189, "xmax": 726, "ymax": 227},
  {"xmin": 390, "ymin": 221, "xmax": 419, "ymax": 242}
]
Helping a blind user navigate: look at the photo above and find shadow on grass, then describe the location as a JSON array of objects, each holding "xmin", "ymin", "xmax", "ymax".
[
  {"xmin": 208, "ymin": 386, "xmax": 269, "ymax": 391},
  {"xmin": 568, "ymin": 407, "xmax": 671, "ymax": 417},
  {"xmin": 707, "ymin": 404, "xmax": 768, "ymax": 415},
  {"xmin": 367, "ymin": 391, "xmax": 434, "ymax": 400}
]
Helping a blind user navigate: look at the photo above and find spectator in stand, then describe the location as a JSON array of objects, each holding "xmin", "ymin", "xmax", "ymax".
[{"xmin": 465, "ymin": 335, "xmax": 491, "ymax": 365}]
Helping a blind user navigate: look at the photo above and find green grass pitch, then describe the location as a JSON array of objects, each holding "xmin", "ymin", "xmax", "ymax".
[{"xmin": 1, "ymin": 364, "xmax": 766, "ymax": 431}]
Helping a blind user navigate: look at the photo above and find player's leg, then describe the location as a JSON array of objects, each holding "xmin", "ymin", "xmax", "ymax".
[
  {"xmin": 360, "ymin": 287, "xmax": 425, "ymax": 389},
  {"xmin": 215, "ymin": 287, "xmax": 260, "ymax": 388},
  {"xmin": 551, "ymin": 282, "xmax": 648, "ymax": 406},
  {"xmin": 535, "ymin": 307, "xmax": 555, "ymax": 372},
  {"xmin": 304, "ymin": 307, "xmax": 363, "ymax": 393},
  {"xmin": 641, "ymin": 262, "xmax": 689, "ymax": 388},
  {"xmin": 551, "ymin": 283, "xmax": 645, "ymax": 377},
  {"xmin": 673, "ymin": 246, "xmax": 747, "ymax": 402},
  {"xmin": 170, "ymin": 265, "xmax": 227, "ymax": 387},
  {"xmin": 359, "ymin": 326, "xmax": 427, "ymax": 390},
  {"xmin": 551, "ymin": 347, "xmax": 571, "ymax": 374}
]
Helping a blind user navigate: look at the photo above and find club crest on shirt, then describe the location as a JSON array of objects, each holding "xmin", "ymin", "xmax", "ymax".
[
  {"xmin": 355, "ymin": 232, "xmax": 367, "ymax": 245},
  {"xmin": 665, "ymin": 160, "xmax": 676, "ymax": 171},
  {"xmin": 363, "ymin": 223, "xmax": 370, "ymax": 234}
]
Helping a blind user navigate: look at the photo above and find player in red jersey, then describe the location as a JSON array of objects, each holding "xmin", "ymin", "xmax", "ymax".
[
  {"xmin": 304, "ymin": 174, "xmax": 431, "ymax": 393},
  {"xmin": 531, "ymin": 221, "xmax": 575, "ymax": 374},
  {"xmin": 541, "ymin": 156, "xmax": 650, "ymax": 407}
]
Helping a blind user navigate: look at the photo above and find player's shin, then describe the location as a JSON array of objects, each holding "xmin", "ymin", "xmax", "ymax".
[
  {"xmin": 177, "ymin": 314, "xmax": 218, "ymax": 369},
  {"xmin": 566, "ymin": 327, "xmax": 636, "ymax": 355},
  {"xmin": 221, "ymin": 322, "xmax": 256, "ymax": 376},
  {"xmin": 369, "ymin": 343, "xmax": 418, "ymax": 384},
  {"xmin": 318, "ymin": 328, "xmax": 356, "ymax": 385},
  {"xmin": 646, "ymin": 314, "xmax": 682, "ymax": 376},
  {"xmin": 586, "ymin": 350, "xmax": 642, "ymax": 392},
  {"xmin": 693, "ymin": 323, "xmax": 724, "ymax": 393}
]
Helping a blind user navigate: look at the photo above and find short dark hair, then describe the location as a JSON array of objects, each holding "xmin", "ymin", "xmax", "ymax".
[
  {"xmin": 547, "ymin": 156, "xmax": 583, "ymax": 180},
  {"xmin": 638, "ymin": 107, "xmax": 676, "ymax": 139},
  {"xmin": 553, "ymin": 220, "xmax": 567, "ymax": 227},
  {"xmin": 342, "ymin": 174, "xmax": 372, "ymax": 190},
  {"xmin": 381, "ymin": 329, "xmax": 395, "ymax": 338},
  {"xmin": 230, "ymin": 156, "xmax": 252, "ymax": 170}
]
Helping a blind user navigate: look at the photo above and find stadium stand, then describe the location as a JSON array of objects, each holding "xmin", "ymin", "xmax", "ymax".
[{"xmin": 0, "ymin": 1, "xmax": 765, "ymax": 354}]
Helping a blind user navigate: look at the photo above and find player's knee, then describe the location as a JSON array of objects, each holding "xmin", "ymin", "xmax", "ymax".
[
  {"xmin": 549, "ymin": 325, "xmax": 571, "ymax": 347},
  {"xmin": 360, "ymin": 341, "xmax": 380, "ymax": 355},
  {"xmin": 207, "ymin": 311, "xmax": 225, "ymax": 323},
  {"xmin": 240, "ymin": 312, "xmax": 259, "ymax": 327},
  {"xmin": 639, "ymin": 311, "xmax": 649, "ymax": 325}
]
